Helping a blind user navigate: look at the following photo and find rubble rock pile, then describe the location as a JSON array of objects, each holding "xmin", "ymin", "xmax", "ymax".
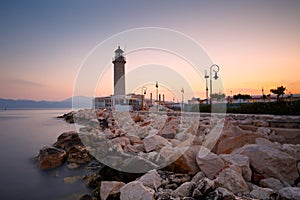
[{"xmin": 37, "ymin": 109, "xmax": 300, "ymax": 200}]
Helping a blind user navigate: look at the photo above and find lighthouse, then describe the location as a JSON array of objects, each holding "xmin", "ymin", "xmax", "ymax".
[{"xmin": 113, "ymin": 46, "xmax": 126, "ymax": 96}]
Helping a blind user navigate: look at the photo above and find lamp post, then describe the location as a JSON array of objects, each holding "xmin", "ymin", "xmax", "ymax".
[
  {"xmin": 141, "ymin": 86, "xmax": 147, "ymax": 110},
  {"xmin": 181, "ymin": 88, "xmax": 184, "ymax": 110},
  {"xmin": 204, "ymin": 70, "xmax": 209, "ymax": 103},
  {"xmin": 155, "ymin": 81, "xmax": 158, "ymax": 111},
  {"xmin": 155, "ymin": 81, "xmax": 158, "ymax": 104},
  {"xmin": 262, "ymin": 87, "xmax": 265, "ymax": 102},
  {"xmin": 209, "ymin": 64, "xmax": 220, "ymax": 105}
]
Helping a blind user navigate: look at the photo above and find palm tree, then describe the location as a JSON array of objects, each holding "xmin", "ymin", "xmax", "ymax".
[
  {"xmin": 210, "ymin": 93, "xmax": 226, "ymax": 101},
  {"xmin": 270, "ymin": 86, "xmax": 286, "ymax": 102},
  {"xmin": 233, "ymin": 93, "xmax": 252, "ymax": 102}
]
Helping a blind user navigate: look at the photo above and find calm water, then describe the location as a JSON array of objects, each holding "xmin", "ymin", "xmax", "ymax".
[{"xmin": 0, "ymin": 109, "xmax": 90, "ymax": 200}]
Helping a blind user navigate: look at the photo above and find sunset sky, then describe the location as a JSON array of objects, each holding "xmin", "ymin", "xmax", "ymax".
[{"xmin": 1, "ymin": 0, "xmax": 299, "ymax": 101}]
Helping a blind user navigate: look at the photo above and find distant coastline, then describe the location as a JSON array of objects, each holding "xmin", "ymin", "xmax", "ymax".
[
  {"xmin": 0, "ymin": 107, "xmax": 72, "ymax": 110},
  {"xmin": 0, "ymin": 96, "xmax": 92, "ymax": 109}
]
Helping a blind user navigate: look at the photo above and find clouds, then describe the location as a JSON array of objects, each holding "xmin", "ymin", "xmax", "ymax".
[{"xmin": 8, "ymin": 79, "xmax": 45, "ymax": 88}]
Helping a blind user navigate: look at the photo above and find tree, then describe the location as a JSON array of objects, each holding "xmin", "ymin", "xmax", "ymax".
[
  {"xmin": 233, "ymin": 93, "xmax": 252, "ymax": 101},
  {"xmin": 270, "ymin": 86, "xmax": 286, "ymax": 102},
  {"xmin": 210, "ymin": 93, "xmax": 226, "ymax": 101}
]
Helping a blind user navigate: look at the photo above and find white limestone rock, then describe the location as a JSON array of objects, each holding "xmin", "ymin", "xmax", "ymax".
[
  {"xmin": 138, "ymin": 169, "xmax": 162, "ymax": 190},
  {"xmin": 250, "ymin": 185, "xmax": 279, "ymax": 200},
  {"xmin": 143, "ymin": 135, "xmax": 171, "ymax": 152},
  {"xmin": 214, "ymin": 165, "xmax": 249, "ymax": 194},
  {"xmin": 172, "ymin": 181, "xmax": 196, "ymax": 198},
  {"xmin": 196, "ymin": 147, "xmax": 225, "ymax": 179},
  {"xmin": 120, "ymin": 181, "xmax": 155, "ymax": 200},
  {"xmin": 233, "ymin": 144, "xmax": 298, "ymax": 185},
  {"xmin": 279, "ymin": 187, "xmax": 300, "ymax": 200},
  {"xmin": 100, "ymin": 181, "xmax": 125, "ymax": 200},
  {"xmin": 220, "ymin": 154, "xmax": 252, "ymax": 181},
  {"xmin": 259, "ymin": 177, "xmax": 284, "ymax": 191}
]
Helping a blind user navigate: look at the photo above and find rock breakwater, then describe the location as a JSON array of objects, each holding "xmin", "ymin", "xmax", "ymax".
[{"xmin": 37, "ymin": 110, "xmax": 300, "ymax": 200}]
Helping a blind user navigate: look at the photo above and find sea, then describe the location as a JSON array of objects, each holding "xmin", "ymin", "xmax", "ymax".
[{"xmin": 0, "ymin": 109, "xmax": 90, "ymax": 200}]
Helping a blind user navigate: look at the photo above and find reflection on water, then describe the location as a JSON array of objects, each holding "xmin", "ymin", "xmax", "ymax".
[{"xmin": 0, "ymin": 109, "xmax": 90, "ymax": 200}]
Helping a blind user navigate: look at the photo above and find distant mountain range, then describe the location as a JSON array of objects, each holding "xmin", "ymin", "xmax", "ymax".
[{"xmin": 0, "ymin": 96, "xmax": 93, "ymax": 109}]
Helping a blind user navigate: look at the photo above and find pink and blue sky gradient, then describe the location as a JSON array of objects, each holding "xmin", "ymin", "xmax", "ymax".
[{"xmin": 1, "ymin": 0, "xmax": 299, "ymax": 100}]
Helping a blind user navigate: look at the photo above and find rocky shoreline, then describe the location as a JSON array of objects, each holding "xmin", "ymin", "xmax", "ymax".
[{"xmin": 37, "ymin": 110, "xmax": 300, "ymax": 200}]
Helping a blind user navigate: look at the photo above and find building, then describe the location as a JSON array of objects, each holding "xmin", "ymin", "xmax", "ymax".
[
  {"xmin": 188, "ymin": 97, "xmax": 201, "ymax": 104},
  {"xmin": 93, "ymin": 94, "xmax": 142, "ymax": 110},
  {"xmin": 113, "ymin": 46, "xmax": 126, "ymax": 96},
  {"xmin": 93, "ymin": 96, "xmax": 112, "ymax": 109}
]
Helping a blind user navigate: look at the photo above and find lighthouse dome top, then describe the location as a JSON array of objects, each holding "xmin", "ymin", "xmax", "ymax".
[
  {"xmin": 114, "ymin": 46, "xmax": 124, "ymax": 59},
  {"xmin": 115, "ymin": 46, "xmax": 124, "ymax": 53}
]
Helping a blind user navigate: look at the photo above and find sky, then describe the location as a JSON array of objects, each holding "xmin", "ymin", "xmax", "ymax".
[{"xmin": 0, "ymin": 0, "xmax": 299, "ymax": 101}]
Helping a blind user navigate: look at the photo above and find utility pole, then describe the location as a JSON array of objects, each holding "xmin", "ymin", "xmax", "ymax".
[{"xmin": 181, "ymin": 88, "xmax": 184, "ymax": 110}]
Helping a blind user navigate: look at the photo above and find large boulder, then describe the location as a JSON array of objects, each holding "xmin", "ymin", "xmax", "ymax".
[
  {"xmin": 259, "ymin": 177, "xmax": 284, "ymax": 191},
  {"xmin": 279, "ymin": 187, "xmax": 300, "ymax": 200},
  {"xmin": 127, "ymin": 135, "xmax": 143, "ymax": 145},
  {"xmin": 143, "ymin": 135, "xmax": 171, "ymax": 152},
  {"xmin": 269, "ymin": 127, "xmax": 300, "ymax": 144},
  {"xmin": 67, "ymin": 145, "xmax": 91, "ymax": 164},
  {"xmin": 158, "ymin": 117, "xmax": 179, "ymax": 139},
  {"xmin": 124, "ymin": 144, "xmax": 145, "ymax": 153},
  {"xmin": 138, "ymin": 169, "xmax": 162, "ymax": 190},
  {"xmin": 220, "ymin": 154, "xmax": 252, "ymax": 181},
  {"xmin": 120, "ymin": 181, "xmax": 155, "ymax": 200},
  {"xmin": 120, "ymin": 156, "xmax": 159, "ymax": 173},
  {"xmin": 196, "ymin": 147, "xmax": 225, "ymax": 179},
  {"xmin": 255, "ymin": 137, "xmax": 281, "ymax": 148},
  {"xmin": 250, "ymin": 185, "xmax": 279, "ymax": 200},
  {"xmin": 281, "ymin": 143, "xmax": 300, "ymax": 161},
  {"xmin": 53, "ymin": 131, "xmax": 83, "ymax": 150},
  {"xmin": 100, "ymin": 181, "xmax": 125, "ymax": 200},
  {"xmin": 217, "ymin": 133, "xmax": 263, "ymax": 154},
  {"xmin": 110, "ymin": 136, "xmax": 131, "ymax": 149},
  {"xmin": 57, "ymin": 111, "xmax": 75, "ymax": 123},
  {"xmin": 214, "ymin": 165, "xmax": 249, "ymax": 194},
  {"xmin": 172, "ymin": 181, "xmax": 196, "ymax": 198},
  {"xmin": 37, "ymin": 146, "xmax": 66, "ymax": 170},
  {"xmin": 164, "ymin": 145, "xmax": 200, "ymax": 174},
  {"xmin": 233, "ymin": 144, "xmax": 298, "ymax": 185}
]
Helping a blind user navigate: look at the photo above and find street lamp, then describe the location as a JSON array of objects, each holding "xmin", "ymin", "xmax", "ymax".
[
  {"xmin": 204, "ymin": 70, "xmax": 209, "ymax": 103},
  {"xmin": 155, "ymin": 81, "xmax": 158, "ymax": 104},
  {"xmin": 141, "ymin": 86, "xmax": 147, "ymax": 110},
  {"xmin": 209, "ymin": 64, "xmax": 220, "ymax": 105},
  {"xmin": 181, "ymin": 88, "xmax": 184, "ymax": 110},
  {"xmin": 155, "ymin": 81, "xmax": 158, "ymax": 111}
]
